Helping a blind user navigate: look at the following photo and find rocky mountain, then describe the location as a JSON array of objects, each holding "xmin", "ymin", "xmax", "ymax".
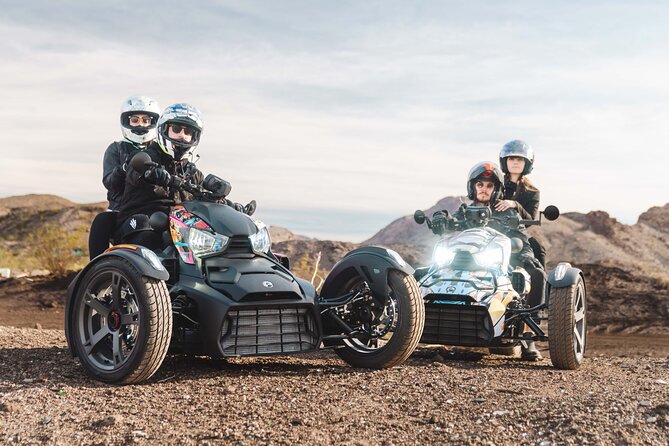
[{"xmin": 1, "ymin": 193, "xmax": 667, "ymax": 333}]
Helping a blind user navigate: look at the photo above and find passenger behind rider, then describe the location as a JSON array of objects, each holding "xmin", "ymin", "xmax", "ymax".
[
  {"xmin": 496, "ymin": 140, "xmax": 546, "ymax": 267},
  {"xmin": 434, "ymin": 161, "xmax": 544, "ymax": 361},
  {"xmin": 115, "ymin": 103, "xmax": 205, "ymax": 251},
  {"xmin": 88, "ymin": 96, "xmax": 161, "ymax": 259}
]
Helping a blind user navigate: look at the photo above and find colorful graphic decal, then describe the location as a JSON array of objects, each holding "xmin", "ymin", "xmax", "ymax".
[{"xmin": 170, "ymin": 205, "xmax": 212, "ymax": 264}]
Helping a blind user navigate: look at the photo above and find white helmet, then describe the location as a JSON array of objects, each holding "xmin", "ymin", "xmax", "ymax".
[
  {"xmin": 156, "ymin": 103, "xmax": 204, "ymax": 160},
  {"xmin": 120, "ymin": 96, "xmax": 161, "ymax": 145}
]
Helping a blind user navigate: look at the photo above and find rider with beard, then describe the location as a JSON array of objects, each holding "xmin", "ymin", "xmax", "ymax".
[
  {"xmin": 115, "ymin": 103, "xmax": 205, "ymax": 251},
  {"xmin": 88, "ymin": 96, "xmax": 161, "ymax": 259},
  {"xmin": 496, "ymin": 140, "xmax": 546, "ymax": 267},
  {"xmin": 433, "ymin": 161, "xmax": 545, "ymax": 361}
]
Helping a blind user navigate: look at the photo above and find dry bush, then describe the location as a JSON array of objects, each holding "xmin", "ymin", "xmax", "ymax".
[
  {"xmin": 29, "ymin": 223, "xmax": 87, "ymax": 277},
  {"xmin": 291, "ymin": 252, "xmax": 329, "ymax": 291}
]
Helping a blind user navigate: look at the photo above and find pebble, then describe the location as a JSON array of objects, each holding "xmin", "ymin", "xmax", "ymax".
[
  {"xmin": 639, "ymin": 401, "xmax": 652, "ymax": 407},
  {"xmin": 492, "ymin": 410, "xmax": 511, "ymax": 417},
  {"xmin": 625, "ymin": 417, "xmax": 635, "ymax": 426},
  {"xmin": 34, "ymin": 323, "xmax": 42, "ymax": 329},
  {"xmin": 131, "ymin": 430, "xmax": 148, "ymax": 438},
  {"xmin": 645, "ymin": 417, "xmax": 658, "ymax": 423},
  {"xmin": 39, "ymin": 417, "xmax": 51, "ymax": 425},
  {"xmin": 539, "ymin": 441, "xmax": 551, "ymax": 446},
  {"xmin": 473, "ymin": 398, "xmax": 486, "ymax": 404},
  {"xmin": 655, "ymin": 379, "xmax": 667, "ymax": 385}
]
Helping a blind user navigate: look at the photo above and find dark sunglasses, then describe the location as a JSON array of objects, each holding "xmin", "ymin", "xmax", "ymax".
[
  {"xmin": 129, "ymin": 115, "xmax": 153, "ymax": 125},
  {"xmin": 168, "ymin": 124, "xmax": 195, "ymax": 137}
]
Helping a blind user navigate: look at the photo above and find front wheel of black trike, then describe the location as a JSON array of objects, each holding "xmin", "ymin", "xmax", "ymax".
[
  {"xmin": 331, "ymin": 270, "xmax": 424, "ymax": 369},
  {"xmin": 70, "ymin": 257, "xmax": 172, "ymax": 384}
]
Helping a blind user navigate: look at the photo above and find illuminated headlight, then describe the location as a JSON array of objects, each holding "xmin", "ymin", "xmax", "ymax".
[
  {"xmin": 473, "ymin": 248, "xmax": 504, "ymax": 268},
  {"xmin": 188, "ymin": 228, "xmax": 230, "ymax": 258},
  {"xmin": 433, "ymin": 243, "xmax": 456, "ymax": 266},
  {"xmin": 250, "ymin": 226, "xmax": 271, "ymax": 253}
]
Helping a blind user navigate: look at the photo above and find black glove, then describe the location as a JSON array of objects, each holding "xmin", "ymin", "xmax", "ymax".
[
  {"xmin": 431, "ymin": 211, "xmax": 449, "ymax": 235},
  {"xmin": 182, "ymin": 161, "xmax": 204, "ymax": 185},
  {"xmin": 144, "ymin": 167, "xmax": 173, "ymax": 187}
]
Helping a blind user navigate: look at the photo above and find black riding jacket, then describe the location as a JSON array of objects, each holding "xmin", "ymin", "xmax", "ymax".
[
  {"xmin": 503, "ymin": 179, "xmax": 540, "ymax": 220},
  {"xmin": 117, "ymin": 142, "xmax": 192, "ymax": 222},
  {"xmin": 102, "ymin": 140, "xmax": 143, "ymax": 211}
]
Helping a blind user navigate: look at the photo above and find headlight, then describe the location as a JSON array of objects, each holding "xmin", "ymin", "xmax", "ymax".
[
  {"xmin": 249, "ymin": 226, "xmax": 271, "ymax": 253},
  {"xmin": 188, "ymin": 228, "xmax": 230, "ymax": 258},
  {"xmin": 473, "ymin": 248, "xmax": 504, "ymax": 268},
  {"xmin": 433, "ymin": 243, "xmax": 455, "ymax": 266}
]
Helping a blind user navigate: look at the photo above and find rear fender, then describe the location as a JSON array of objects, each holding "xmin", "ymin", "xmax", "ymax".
[
  {"xmin": 64, "ymin": 247, "xmax": 170, "ymax": 356},
  {"xmin": 320, "ymin": 246, "xmax": 414, "ymax": 299}
]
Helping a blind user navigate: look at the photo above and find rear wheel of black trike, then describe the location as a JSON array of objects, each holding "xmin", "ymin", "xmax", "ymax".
[{"xmin": 70, "ymin": 257, "xmax": 172, "ymax": 384}]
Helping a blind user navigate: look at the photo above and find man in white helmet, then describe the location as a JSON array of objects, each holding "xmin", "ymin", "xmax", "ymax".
[
  {"xmin": 115, "ymin": 103, "xmax": 206, "ymax": 250},
  {"xmin": 89, "ymin": 96, "xmax": 160, "ymax": 259}
]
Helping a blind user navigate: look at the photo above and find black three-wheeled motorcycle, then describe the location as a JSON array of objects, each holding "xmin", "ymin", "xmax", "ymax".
[{"xmin": 65, "ymin": 153, "xmax": 424, "ymax": 383}]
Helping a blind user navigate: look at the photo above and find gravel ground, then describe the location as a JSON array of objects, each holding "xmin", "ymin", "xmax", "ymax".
[{"xmin": 1, "ymin": 327, "xmax": 668, "ymax": 445}]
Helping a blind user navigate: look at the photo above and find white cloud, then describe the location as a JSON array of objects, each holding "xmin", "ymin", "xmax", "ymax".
[{"xmin": 1, "ymin": 1, "xmax": 668, "ymax": 239}]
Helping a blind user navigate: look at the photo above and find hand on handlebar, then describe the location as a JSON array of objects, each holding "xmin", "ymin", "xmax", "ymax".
[
  {"xmin": 431, "ymin": 211, "xmax": 450, "ymax": 235},
  {"xmin": 144, "ymin": 166, "xmax": 174, "ymax": 187},
  {"xmin": 182, "ymin": 161, "xmax": 204, "ymax": 185}
]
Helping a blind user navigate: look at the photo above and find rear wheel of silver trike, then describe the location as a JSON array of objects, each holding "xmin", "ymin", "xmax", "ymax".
[
  {"xmin": 70, "ymin": 257, "xmax": 172, "ymax": 384},
  {"xmin": 548, "ymin": 276, "xmax": 587, "ymax": 369},
  {"xmin": 330, "ymin": 270, "xmax": 424, "ymax": 369}
]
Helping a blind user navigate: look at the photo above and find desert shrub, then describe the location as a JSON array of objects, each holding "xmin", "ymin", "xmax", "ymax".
[
  {"xmin": 30, "ymin": 223, "xmax": 87, "ymax": 277},
  {"xmin": 291, "ymin": 252, "xmax": 329, "ymax": 291}
]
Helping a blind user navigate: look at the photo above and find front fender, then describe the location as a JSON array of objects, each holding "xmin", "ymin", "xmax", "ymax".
[
  {"xmin": 320, "ymin": 246, "xmax": 414, "ymax": 299},
  {"xmin": 547, "ymin": 262, "xmax": 584, "ymax": 288},
  {"xmin": 64, "ymin": 247, "xmax": 170, "ymax": 357}
]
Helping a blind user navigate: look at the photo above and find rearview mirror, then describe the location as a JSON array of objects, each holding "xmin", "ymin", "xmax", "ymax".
[
  {"xmin": 543, "ymin": 205, "xmax": 560, "ymax": 221},
  {"xmin": 203, "ymin": 174, "xmax": 232, "ymax": 198},
  {"xmin": 414, "ymin": 210, "xmax": 426, "ymax": 224},
  {"xmin": 130, "ymin": 151, "xmax": 155, "ymax": 174}
]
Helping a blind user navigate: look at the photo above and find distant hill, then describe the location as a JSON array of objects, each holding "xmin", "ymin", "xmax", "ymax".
[
  {"xmin": 1, "ymin": 193, "xmax": 667, "ymax": 333},
  {"xmin": 363, "ymin": 197, "xmax": 669, "ymax": 277}
]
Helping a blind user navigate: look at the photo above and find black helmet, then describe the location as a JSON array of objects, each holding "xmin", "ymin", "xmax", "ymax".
[
  {"xmin": 467, "ymin": 161, "xmax": 505, "ymax": 203},
  {"xmin": 499, "ymin": 140, "xmax": 534, "ymax": 175}
]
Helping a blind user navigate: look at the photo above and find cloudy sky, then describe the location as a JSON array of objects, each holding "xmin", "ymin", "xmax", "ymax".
[{"xmin": 1, "ymin": 1, "xmax": 667, "ymax": 240}]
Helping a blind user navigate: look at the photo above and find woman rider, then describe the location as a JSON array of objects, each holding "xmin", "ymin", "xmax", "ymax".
[
  {"xmin": 494, "ymin": 141, "xmax": 546, "ymax": 360},
  {"xmin": 494, "ymin": 140, "xmax": 546, "ymax": 267}
]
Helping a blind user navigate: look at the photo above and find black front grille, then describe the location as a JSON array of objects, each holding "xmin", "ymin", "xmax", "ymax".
[
  {"xmin": 227, "ymin": 236, "xmax": 252, "ymax": 254},
  {"xmin": 220, "ymin": 306, "xmax": 319, "ymax": 356},
  {"xmin": 421, "ymin": 303, "xmax": 492, "ymax": 346}
]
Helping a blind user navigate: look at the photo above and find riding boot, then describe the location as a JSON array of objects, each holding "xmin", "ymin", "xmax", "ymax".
[{"xmin": 521, "ymin": 341, "xmax": 543, "ymax": 361}]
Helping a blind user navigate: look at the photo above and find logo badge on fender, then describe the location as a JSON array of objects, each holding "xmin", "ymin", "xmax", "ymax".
[
  {"xmin": 262, "ymin": 281, "xmax": 274, "ymax": 288},
  {"xmin": 129, "ymin": 218, "xmax": 137, "ymax": 230}
]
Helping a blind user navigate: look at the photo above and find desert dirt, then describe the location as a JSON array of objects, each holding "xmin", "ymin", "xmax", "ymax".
[{"xmin": 1, "ymin": 276, "xmax": 668, "ymax": 445}]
